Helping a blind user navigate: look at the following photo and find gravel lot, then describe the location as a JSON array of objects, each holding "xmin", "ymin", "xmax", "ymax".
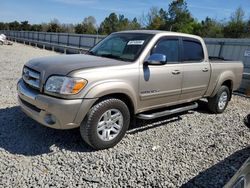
[{"xmin": 0, "ymin": 43, "xmax": 249, "ymax": 188}]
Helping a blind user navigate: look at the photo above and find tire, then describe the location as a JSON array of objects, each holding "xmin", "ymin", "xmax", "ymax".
[
  {"xmin": 0, "ymin": 41, "xmax": 3, "ymax": 45},
  {"xmin": 80, "ymin": 98, "xmax": 130, "ymax": 150},
  {"xmin": 208, "ymin": 85, "xmax": 230, "ymax": 114},
  {"xmin": 244, "ymin": 114, "xmax": 250, "ymax": 128}
]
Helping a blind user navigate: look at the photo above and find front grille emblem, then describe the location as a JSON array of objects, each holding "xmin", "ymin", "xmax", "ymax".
[
  {"xmin": 22, "ymin": 67, "xmax": 40, "ymax": 89},
  {"xmin": 24, "ymin": 71, "xmax": 30, "ymax": 80}
]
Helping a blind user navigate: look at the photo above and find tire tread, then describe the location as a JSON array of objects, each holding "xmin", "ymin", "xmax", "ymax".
[{"xmin": 80, "ymin": 98, "xmax": 130, "ymax": 149}]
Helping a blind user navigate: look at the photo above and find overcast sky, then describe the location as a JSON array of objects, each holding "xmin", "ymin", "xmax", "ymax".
[{"xmin": 1, "ymin": 0, "xmax": 249, "ymax": 24}]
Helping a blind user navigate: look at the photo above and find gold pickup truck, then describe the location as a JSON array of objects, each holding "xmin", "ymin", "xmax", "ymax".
[{"xmin": 17, "ymin": 30, "xmax": 243, "ymax": 149}]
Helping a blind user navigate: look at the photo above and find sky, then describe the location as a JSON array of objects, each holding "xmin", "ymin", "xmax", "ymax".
[{"xmin": 1, "ymin": 0, "xmax": 249, "ymax": 25}]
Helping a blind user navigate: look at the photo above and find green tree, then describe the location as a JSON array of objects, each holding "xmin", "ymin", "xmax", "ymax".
[
  {"xmin": 99, "ymin": 13, "xmax": 119, "ymax": 34},
  {"xmin": 195, "ymin": 17, "xmax": 224, "ymax": 38},
  {"xmin": 47, "ymin": 19, "xmax": 62, "ymax": 32},
  {"xmin": 141, "ymin": 7, "xmax": 167, "ymax": 30},
  {"xmin": 117, "ymin": 15, "xmax": 130, "ymax": 31},
  {"xmin": 0, "ymin": 22, "xmax": 8, "ymax": 30},
  {"xmin": 246, "ymin": 19, "xmax": 250, "ymax": 37},
  {"xmin": 75, "ymin": 16, "xmax": 97, "ymax": 34},
  {"xmin": 117, "ymin": 15, "xmax": 141, "ymax": 31},
  {"xmin": 30, "ymin": 24, "xmax": 42, "ymax": 31},
  {"xmin": 82, "ymin": 16, "xmax": 97, "ymax": 34},
  {"xmin": 8, "ymin": 21, "xmax": 20, "ymax": 30},
  {"xmin": 167, "ymin": 0, "xmax": 197, "ymax": 33},
  {"xmin": 61, "ymin": 23, "xmax": 75, "ymax": 33},
  {"xmin": 20, "ymin": 21, "xmax": 31, "ymax": 31},
  {"xmin": 99, "ymin": 13, "xmax": 141, "ymax": 34},
  {"xmin": 128, "ymin": 18, "xmax": 141, "ymax": 30},
  {"xmin": 149, "ymin": 7, "xmax": 167, "ymax": 30},
  {"xmin": 224, "ymin": 7, "xmax": 247, "ymax": 38},
  {"xmin": 75, "ymin": 23, "xmax": 84, "ymax": 34}
]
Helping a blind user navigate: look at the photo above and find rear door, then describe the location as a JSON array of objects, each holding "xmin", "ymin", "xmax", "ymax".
[
  {"xmin": 180, "ymin": 37, "xmax": 211, "ymax": 101},
  {"xmin": 139, "ymin": 36, "xmax": 183, "ymax": 110}
]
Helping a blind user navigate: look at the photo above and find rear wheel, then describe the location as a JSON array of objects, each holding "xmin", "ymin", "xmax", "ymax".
[
  {"xmin": 0, "ymin": 41, "xmax": 3, "ymax": 45},
  {"xmin": 208, "ymin": 85, "xmax": 230, "ymax": 114},
  {"xmin": 80, "ymin": 98, "xmax": 130, "ymax": 150}
]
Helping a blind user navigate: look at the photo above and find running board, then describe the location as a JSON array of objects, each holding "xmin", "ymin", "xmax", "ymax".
[{"xmin": 137, "ymin": 102, "xmax": 198, "ymax": 120}]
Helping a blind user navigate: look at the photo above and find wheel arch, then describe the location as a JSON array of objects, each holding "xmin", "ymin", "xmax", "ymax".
[
  {"xmin": 84, "ymin": 81, "xmax": 137, "ymax": 113},
  {"xmin": 210, "ymin": 71, "xmax": 235, "ymax": 99},
  {"xmin": 93, "ymin": 93, "xmax": 135, "ymax": 117}
]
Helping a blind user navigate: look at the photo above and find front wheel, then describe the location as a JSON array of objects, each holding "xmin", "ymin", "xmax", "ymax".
[
  {"xmin": 208, "ymin": 85, "xmax": 230, "ymax": 114},
  {"xmin": 80, "ymin": 98, "xmax": 130, "ymax": 150}
]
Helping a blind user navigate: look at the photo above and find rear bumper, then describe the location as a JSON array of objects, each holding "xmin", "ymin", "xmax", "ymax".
[{"xmin": 17, "ymin": 79, "xmax": 96, "ymax": 129}]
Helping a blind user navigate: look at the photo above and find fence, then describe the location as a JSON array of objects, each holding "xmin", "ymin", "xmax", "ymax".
[
  {"xmin": 1, "ymin": 30, "xmax": 250, "ymax": 95},
  {"xmin": 205, "ymin": 38, "xmax": 250, "ymax": 95},
  {"xmin": 0, "ymin": 30, "xmax": 106, "ymax": 53}
]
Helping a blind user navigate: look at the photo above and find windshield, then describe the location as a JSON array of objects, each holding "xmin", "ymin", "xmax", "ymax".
[{"xmin": 88, "ymin": 33, "xmax": 153, "ymax": 62}]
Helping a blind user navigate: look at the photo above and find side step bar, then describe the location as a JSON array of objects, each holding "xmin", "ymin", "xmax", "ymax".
[{"xmin": 137, "ymin": 102, "xmax": 198, "ymax": 120}]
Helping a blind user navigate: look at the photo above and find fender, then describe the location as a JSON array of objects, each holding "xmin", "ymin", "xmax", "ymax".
[
  {"xmin": 210, "ymin": 70, "xmax": 235, "ymax": 97},
  {"xmin": 74, "ymin": 81, "xmax": 138, "ymax": 125},
  {"xmin": 85, "ymin": 81, "xmax": 138, "ymax": 112}
]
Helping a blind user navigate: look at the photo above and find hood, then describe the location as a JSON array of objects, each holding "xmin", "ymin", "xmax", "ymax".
[{"xmin": 25, "ymin": 54, "xmax": 130, "ymax": 81}]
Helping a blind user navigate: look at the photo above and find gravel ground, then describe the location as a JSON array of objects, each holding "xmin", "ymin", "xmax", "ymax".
[{"xmin": 0, "ymin": 42, "xmax": 250, "ymax": 188}]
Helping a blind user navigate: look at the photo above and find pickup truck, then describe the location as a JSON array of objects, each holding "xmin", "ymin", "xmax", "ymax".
[{"xmin": 17, "ymin": 30, "xmax": 243, "ymax": 149}]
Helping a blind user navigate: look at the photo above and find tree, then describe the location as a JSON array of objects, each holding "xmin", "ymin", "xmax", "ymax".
[
  {"xmin": 117, "ymin": 15, "xmax": 130, "ymax": 31},
  {"xmin": 1, "ymin": 1, "xmax": 250, "ymax": 38},
  {"xmin": 0, "ymin": 22, "xmax": 8, "ymax": 30},
  {"xmin": 20, "ymin": 21, "xmax": 31, "ymax": 31},
  {"xmin": 61, "ymin": 23, "xmax": 75, "ymax": 33},
  {"xmin": 75, "ymin": 16, "xmax": 97, "ymax": 34},
  {"xmin": 99, "ymin": 13, "xmax": 141, "ymax": 34},
  {"xmin": 75, "ymin": 23, "xmax": 84, "ymax": 34},
  {"xmin": 145, "ymin": 7, "xmax": 167, "ymax": 30},
  {"xmin": 195, "ymin": 17, "xmax": 224, "ymax": 38},
  {"xmin": 30, "ymin": 24, "xmax": 42, "ymax": 31},
  {"xmin": 128, "ymin": 18, "xmax": 141, "ymax": 30},
  {"xmin": 82, "ymin": 16, "xmax": 97, "ymax": 34},
  {"xmin": 47, "ymin": 19, "xmax": 62, "ymax": 32},
  {"xmin": 167, "ymin": 0, "xmax": 197, "ymax": 33},
  {"xmin": 224, "ymin": 7, "xmax": 247, "ymax": 38},
  {"xmin": 246, "ymin": 19, "xmax": 250, "ymax": 37},
  {"xmin": 8, "ymin": 21, "xmax": 20, "ymax": 30},
  {"xmin": 99, "ymin": 13, "xmax": 119, "ymax": 34}
]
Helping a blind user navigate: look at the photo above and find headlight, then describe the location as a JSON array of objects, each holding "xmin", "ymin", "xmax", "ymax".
[{"xmin": 45, "ymin": 76, "xmax": 87, "ymax": 95}]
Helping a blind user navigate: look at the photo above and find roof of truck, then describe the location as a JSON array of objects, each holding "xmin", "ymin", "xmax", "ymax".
[{"xmin": 115, "ymin": 30, "xmax": 202, "ymax": 40}]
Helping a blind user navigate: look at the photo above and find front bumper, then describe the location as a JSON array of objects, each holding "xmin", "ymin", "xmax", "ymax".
[{"xmin": 17, "ymin": 79, "xmax": 96, "ymax": 129}]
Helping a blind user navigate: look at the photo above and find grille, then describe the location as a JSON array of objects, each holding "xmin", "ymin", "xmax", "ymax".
[{"xmin": 22, "ymin": 67, "xmax": 40, "ymax": 90}]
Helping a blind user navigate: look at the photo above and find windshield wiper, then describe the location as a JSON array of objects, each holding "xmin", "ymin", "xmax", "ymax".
[
  {"xmin": 100, "ymin": 54, "xmax": 126, "ymax": 61},
  {"xmin": 86, "ymin": 51, "xmax": 95, "ymax": 55}
]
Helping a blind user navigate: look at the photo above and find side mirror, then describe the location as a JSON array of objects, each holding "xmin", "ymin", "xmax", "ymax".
[{"xmin": 144, "ymin": 54, "xmax": 167, "ymax": 66}]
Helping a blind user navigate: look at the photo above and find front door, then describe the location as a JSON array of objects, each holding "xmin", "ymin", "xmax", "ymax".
[{"xmin": 139, "ymin": 37, "xmax": 182, "ymax": 111}]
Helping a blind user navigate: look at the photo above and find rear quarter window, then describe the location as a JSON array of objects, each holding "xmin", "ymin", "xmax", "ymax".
[{"xmin": 182, "ymin": 39, "xmax": 204, "ymax": 62}]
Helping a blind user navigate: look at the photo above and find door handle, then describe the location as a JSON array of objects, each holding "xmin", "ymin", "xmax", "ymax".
[
  {"xmin": 202, "ymin": 68, "xmax": 209, "ymax": 72},
  {"xmin": 172, "ymin": 70, "xmax": 181, "ymax": 75}
]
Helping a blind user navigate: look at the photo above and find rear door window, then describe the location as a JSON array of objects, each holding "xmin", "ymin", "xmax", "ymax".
[{"xmin": 182, "ymin": 38, "xmax": 204, "ymax": 62}]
